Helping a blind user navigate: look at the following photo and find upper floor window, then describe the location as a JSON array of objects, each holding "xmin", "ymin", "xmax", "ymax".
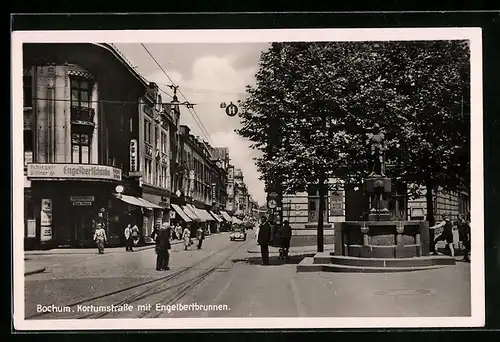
[
  {"xmin": 71, "ymin": 78, "xmax": 92, "ymax": 108},
  {"xmin": 161, "ymin": 132, "xmax": 168, "ymax": 153},
  {"xmin": 72, "ymin": 133, "xmax": 90, "ymax": 164},
  {"xmin": 23, "ymin": 76, "xmax": 32, "ymax": 108},
  {"xmin": 144, "ymin": 120, "xmax": 152, "ymax": 145}
]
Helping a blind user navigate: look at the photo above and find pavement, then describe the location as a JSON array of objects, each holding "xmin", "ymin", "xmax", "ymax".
[
  {"xmin": 23, "ymin": 236, "xmax": 196, "ymax": 275},
  {"xmin": 22, "ymin": 229, "xmax": 471, "ymax": 319}
]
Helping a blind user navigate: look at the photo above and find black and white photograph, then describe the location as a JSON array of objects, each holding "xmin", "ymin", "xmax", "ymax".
[{"xmin": 12, "ymin": 28, "xmax": 484, "ymax": 330}]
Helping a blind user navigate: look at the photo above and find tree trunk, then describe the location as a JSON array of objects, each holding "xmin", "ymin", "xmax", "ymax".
[
  {"xmin": 317, "ymin": 174, "xmax": 327, "ymax": 253},
  {"xmin": 425, "ymin": 181, "xmax": 435, "ymax": 226}
]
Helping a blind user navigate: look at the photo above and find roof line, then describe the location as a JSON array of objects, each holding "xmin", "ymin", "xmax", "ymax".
[{"xmin": 92, "ymin": 43, "xmax": 149, "ymax": 88}]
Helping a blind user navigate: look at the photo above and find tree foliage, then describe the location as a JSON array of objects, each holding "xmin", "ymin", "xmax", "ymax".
[{"xmin": 237, "ymin": 40, "xmax": 470, "ymax": 215}]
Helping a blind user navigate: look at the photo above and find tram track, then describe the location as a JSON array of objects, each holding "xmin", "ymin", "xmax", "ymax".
[{"xmin": 26, "ymin": 237, "xmax": 249, "ymax": 320}]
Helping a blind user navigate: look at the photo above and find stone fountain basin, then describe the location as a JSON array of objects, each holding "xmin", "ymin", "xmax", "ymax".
[{"xmin": 334, "ymin": 220, "xmax": 430, "ymax": 259}]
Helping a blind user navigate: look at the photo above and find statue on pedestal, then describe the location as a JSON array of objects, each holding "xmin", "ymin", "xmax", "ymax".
[{"xmin": 366, "ymin": 123, "xmax": 386, "ymax": 177}]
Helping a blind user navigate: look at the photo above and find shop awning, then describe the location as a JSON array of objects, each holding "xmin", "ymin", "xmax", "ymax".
[
  {"xmin": 193, "ymin": 207, "xmax": 214, "ymax": 221},
  {"xmin": 136, "ymin": 197, "xmax": 164, "ymax": 209},
  {"xmin": 232, "ymin": 217, "xmax": 243, "ymax": 225},
  {"xmin": 171, "ymin": 204, "xmax": 192, "ymax": 222},
  {"xmin": 118, "ymin": 194, "xmax": 163, "ymax": 209},
  {"xmin": 188, "ymin": 204, "xmax": 214, "ymax": 221},
  {"xmin": 183, "ymin": 205, "xmax": 204, "ymax": 221},
  {"xmin": 209, "ymin": 211, "xmax": 223, "ymax": 222},
  {"xmin": 220, "ymin": 211, "xmax": 232, "ymax": 222}
]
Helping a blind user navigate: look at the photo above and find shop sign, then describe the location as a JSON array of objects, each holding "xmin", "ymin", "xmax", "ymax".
[
  {"xmin": 27, "ymin": 164, "xmax": 122, "ymax": 181},
  {"xmin": 40, "ymin": 199, "xmax": 52, "ymax": 242},
  {"xmin": 73, "ymin": 201, "xmax": 93, "ymax": 206},
  {"xmin": 211, "ymin": 183, "xmax": 216, "ymax": 201},
  {"xmin": 70, "ymin": 196, "xmax": 95, "ymax": 202},
  {"xmin": 129, "ymin": 139, "xmax": 138, "ymax": 172}
]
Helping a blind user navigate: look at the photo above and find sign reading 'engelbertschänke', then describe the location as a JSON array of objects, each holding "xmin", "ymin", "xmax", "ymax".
[{"xmin": 27, "ymin": 164, "xmax": 122, "ymax": 181}]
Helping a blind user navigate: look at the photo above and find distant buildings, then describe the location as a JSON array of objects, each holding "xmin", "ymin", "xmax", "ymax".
[{"xmin": 22, "ymin": 43, "xmax": 258, "ymax": 250}]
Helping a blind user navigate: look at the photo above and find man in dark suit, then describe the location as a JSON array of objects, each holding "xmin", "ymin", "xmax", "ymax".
[
  {"xmin": 257, "ymin": 215, "xmax": 272, "ymax": 265},
  {"xmin": 152, "ymin": 223, "xmax": 171, "ymax": 271}
]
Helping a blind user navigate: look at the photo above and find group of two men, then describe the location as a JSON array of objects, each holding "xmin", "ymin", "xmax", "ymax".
[{"xmin": 257, "ymin": 216, "xmax": 292, "ymax": 265}]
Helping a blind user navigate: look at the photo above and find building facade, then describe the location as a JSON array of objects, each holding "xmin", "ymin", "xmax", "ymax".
[{"xmin": 23, "ymin": 43, "xmax": 149, "ymax": 249}]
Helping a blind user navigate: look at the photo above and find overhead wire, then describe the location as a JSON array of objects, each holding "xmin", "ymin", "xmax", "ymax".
[{"xmin": 140, "ymin": 43, "xmax": 214, "ymax": 147}]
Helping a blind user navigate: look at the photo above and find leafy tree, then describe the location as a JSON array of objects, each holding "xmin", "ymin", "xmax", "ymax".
[{"xmin": 238, "ymin": 40, "xmax": 470, "ymax": 251}]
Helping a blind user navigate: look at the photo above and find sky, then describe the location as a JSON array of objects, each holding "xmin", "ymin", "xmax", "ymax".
[{"xmin": 114, "ymin": 43, "xmax": 271, "ymax": 205}]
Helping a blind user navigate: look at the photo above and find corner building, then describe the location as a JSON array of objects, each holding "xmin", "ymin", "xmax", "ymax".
[{"xmin": 23, "ymin": 43, "xmax": 149, "ymax": 249}]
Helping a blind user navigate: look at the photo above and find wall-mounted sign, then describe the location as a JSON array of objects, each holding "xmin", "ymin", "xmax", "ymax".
[
  {"xmin": 227, "ymin": 166, "xmax": 234, "ymax": 182},
  {"xmin": 70, "ymin": 196, "xmax": 95, "ymax": 202},
  {"xmin": 330, "ymin": 191, "xmax": 343, "ymax": 216},
  {"xmin": 27, "ymin": 164, "xmax": 122, "ymax": 181},
  {"xmin": 73, "ymin": 201, "xmax": 93, "ymax": 206},
  {"xmin": 40, "ymin": 199, "xmax": 52, "ymax": 243},
  {"xmin": 129, "ymin": 139, "xmax": 138, "ymax": 172},
  {"xmin": 211, "ymin": 183, "xmax": 216, "ymax": 201}
]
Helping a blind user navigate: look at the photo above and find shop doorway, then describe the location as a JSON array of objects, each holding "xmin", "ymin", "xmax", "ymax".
[{"xmin": 73, "ymin": 207, "xmax": 94, "ymax": 247}]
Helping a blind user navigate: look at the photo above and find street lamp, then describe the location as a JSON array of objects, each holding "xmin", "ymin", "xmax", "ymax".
[{"xmin": 115, "ymin": 184, "xmax": 124, "ymax": 198}]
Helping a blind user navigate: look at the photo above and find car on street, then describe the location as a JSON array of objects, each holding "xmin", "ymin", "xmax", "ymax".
[{"xmin": 230, "ymin": 227, "xmax": 247, "ymax": 241}]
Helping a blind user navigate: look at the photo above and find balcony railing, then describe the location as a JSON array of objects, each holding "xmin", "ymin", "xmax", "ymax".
[{"xmin": 71, "ymin": 106, "xmax": 96, "ymax": 125}]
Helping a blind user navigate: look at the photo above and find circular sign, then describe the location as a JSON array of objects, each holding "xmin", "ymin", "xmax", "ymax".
[
  {"xmin": 267, "ymin": 199, "xmax": 277, "ymax": 209},
  {"xmin": 175, "ymin": 190, "xmax": 181, "ymax": 197},
  {"xmin": 115, "ymin": 185, "xmax": 125, "ymax": 193},
  {"xmin": 225, "ymin": 103, "xmax": 238, "ymax": 117}
]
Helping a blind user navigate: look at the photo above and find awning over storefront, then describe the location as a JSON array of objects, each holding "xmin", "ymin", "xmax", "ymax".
[
  {"xmin": 171, "ymin": 204, "xmax": 192, "ymax": 222},
  {"xmin": 136, "ymin": 197, "xmax": 164, "ymax": 209},
  {"xmin": 193, "ymin": 207, "xmax": 214, "ymax": 221},
  {"xmin": 183, "ymin": 205, "xmax": 204, "ymax": 221},
  {"xmin": 118, "ymin": 194, "xmax": 163, "ymax": 209},
  {"xmin": 232, "ymin": 217, "xmax": 243, "ymax": 225},
  {"xmin": 209, "ymin": 211, "xmax": 223, "ymax": 223},
  {"xmin": 220, "ymin": 211, "xmax": 232, "ymax": 222}
]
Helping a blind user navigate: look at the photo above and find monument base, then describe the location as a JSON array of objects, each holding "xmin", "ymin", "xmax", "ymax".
[{"xmin": 297, "ymin": 253, "xmax": 456, "ymax": 273}]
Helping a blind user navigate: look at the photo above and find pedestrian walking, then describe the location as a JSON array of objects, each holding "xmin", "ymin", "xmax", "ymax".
[
  {"xmin": 93, "ymin": 223, "xmax": 107, "ymax": 254},
  {"xmin": 257, "ymin": 216, "xmax": 272, "ymax": 265},
  {"xmin": 124, "ymin": 224, "xmax": 133, "ymax": 251},
  {"xmin": 131, "ymin": 224, "xmax": 140, "ymax": 247},
  {"xmin": 182, "ymin": 225, "xmax": 191, "ymax": 251},
  {"xmin": 196, "ymin": 225, "xmax": 205, "ymax": 250},
  {"xmin": 175, "ymin": 223, "xmax": 182, "ymax": 240},
  {"xmin": 457, "ymin": 213, "xmax": 471, "ymax": 262},
  {"xmin": 430, "ymin": 214, "xmax": 455, "ymax": 257},
  {"xmin": 280, "ymin": 220, "xmax": 292, "ymax": 259},
  {"xmin": 151, "ymin": 223, "xmax": 171, "ymax": 271}
]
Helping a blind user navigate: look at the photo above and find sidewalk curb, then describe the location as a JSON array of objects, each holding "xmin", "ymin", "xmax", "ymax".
[
  {"xmin": 25, "ymin": 267, "xmax": 46, "ymax": 276},
  {"xmin": 24, "ymin": 234, "xmax": 219, "ymax": 255}
]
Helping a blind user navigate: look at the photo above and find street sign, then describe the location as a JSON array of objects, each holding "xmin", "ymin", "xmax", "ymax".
[
  {"xmin": 225, "ymin": 102, "xmax": 238, "ymax": 117},
  {"xmin": 267, "ymin": 199, "xmax": 277, "ymax": 209}
]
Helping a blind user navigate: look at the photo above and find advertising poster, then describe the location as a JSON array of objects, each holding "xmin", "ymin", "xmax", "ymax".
[{"xmin": 40, "ymin": 199, "xmax": 52, "ymax": 242}]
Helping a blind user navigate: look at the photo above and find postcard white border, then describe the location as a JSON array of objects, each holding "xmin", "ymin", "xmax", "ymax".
[{"xmin": 12, "ymin": 28, "xmax": 484, "ymax": 330}]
